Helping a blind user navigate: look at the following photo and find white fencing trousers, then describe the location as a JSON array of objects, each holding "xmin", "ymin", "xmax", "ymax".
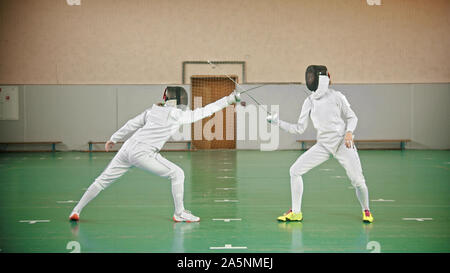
[
  {"xmin": 75, "ymin": 140, "xmax": 185, "ymax": 215},
  {"xmin": 289, "ymin": 141, "xmax": 370, "ymax": 213}
]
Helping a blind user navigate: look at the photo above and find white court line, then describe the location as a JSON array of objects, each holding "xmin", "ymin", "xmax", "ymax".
[
  {"xmin": 213, "ymin": 218, "xmax": 242, "ymax": 222},
  {"xmin": 223, "ymin": 162, "xmax": 232, "ymax": 165},
  {"xmin": 40, "ymin": 157, "xmax": 46, "ymax": 160},
  {"xmin": 57, "ymin": 200, "xmax": 78, "ymax": 203},
  {"xmin": 216, "ymin": 187, "xmax": 235, "ymax": 190},
  {"xmin": 320, "ymin": 168, "xmax": 334, "ymax": 172},
  {"xmin": 402, "ymin": 218, "xmax": 433, "ymax": 222},
  {"xmin": 372, "ymin": 199, "xmax": 395, "ymax": 202},
  {"xmin": 57, "ymin": 157, "xmax": 63, "ymax": 160},
  {"xmin": 214, "ymin": 199, "xmax": 239, "ymax": 203},
  {"xmin": 219, "ymin": 169, "xmax": 232, "ymax": 171},
  {"xmin": 210, "ymin": 244, "xmax": 247, "ymax": 250},
  {"xmin": 331, "ymin": 176, "xmax": 346, "ymax": 179},
  {"xmin": 217, "ymin": 176, "xmax": 235, "ymax": 179},
  {"xmin": 74, "ymin": 157, "xmax": 80, "ymax": 160},
  {"xmin": 19, "ymin": 220, "xmax": 50, "ymax": 224}
]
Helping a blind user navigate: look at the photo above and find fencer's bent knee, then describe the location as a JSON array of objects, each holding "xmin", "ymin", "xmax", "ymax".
[
  {"xmin": 169, "ymin": 166, "xmax": 185, "ymax": 183},
  {"xmin": 289, "ymin": 163, "xmax": 305, "ymax": 177},
  {"xmin": 351, "ymin": 178, "xmax": 366, "ymax": 189},
  {"xmin": 94, "ymin": 173, "xmax": 116, "ymax": 189},
  {"xmin": 91, "ymin": 180, "xmax": 106, "ymax": 191}
]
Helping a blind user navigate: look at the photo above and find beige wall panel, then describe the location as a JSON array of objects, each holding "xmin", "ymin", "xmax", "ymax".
[{"xmin": 0, "ymin": 0, "xmax": 448, "ymax": 84}]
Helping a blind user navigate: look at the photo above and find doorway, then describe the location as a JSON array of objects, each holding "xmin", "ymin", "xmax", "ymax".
[{"xmin": 191, "ymin": 76, "xmax": 237, "ymax": 149}]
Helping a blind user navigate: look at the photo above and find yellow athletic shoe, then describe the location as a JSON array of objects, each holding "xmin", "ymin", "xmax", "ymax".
[
  {"xmin": 277, "ymin": 209, "xmax": 303, "ymax": 222},
  {"xmin": 362, "ymin": 210, "xmax": 374, "ymax": 223}
]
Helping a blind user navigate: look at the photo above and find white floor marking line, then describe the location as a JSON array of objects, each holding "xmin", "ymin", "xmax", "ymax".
[
  {"xmin": 216, "ymin": 176, "xmax": 235, "ymax": 179},
  {"xmin": 19, "ymin": 220, "xmax": 50, "ymax": 224},
  {"xmin": 402, "ymin": 218, "xmax": 433, "ymax": 222},
  {"xmin": 57, "ymin": 157, "xmax": 63, "ymax": 160},
  {"xmin": 216, "ymin": 188, "xmax": 235, "ymax": 191},
  {"xmin": 213, "ymin": 218, "xmax": 242, "ymax": 222},
  {"xmin": 92, "ymin": 157, "xmax": 97, "ymax": 159},
  {"xmin": 74, "ymin": 157, "xmax": 80, "ymax": 160},
  {"xmin": 210, "ymin": 244, "xmax": 247, "ymax": 250},
  {"xmin": 214, "ymin": 199, "xmax": 239, "ymax": 203},
  {"xmin": 332, "ymin": 176, "xmax": 346, "ymax": 179},
  {"xmin": 372, "ymin": 199, "xmax": 395, "ymax": 202},
  {"xmin": 223, "ymin": 162, "xmax": 232, "ymax": 165},
  {"xmin": 40, "ymin": 157, "xmax": 46, "ymax": 160},
  {"xmin": 320, "ymin": 168, "xmax": 334, "ymax": 171},
  {"xmin": 57, "ymin": 200, "xmax": 78, "ymax": 203},
  {"xmin": 219, "ymin": 169, "xmax": 232, "ymax": 171}
]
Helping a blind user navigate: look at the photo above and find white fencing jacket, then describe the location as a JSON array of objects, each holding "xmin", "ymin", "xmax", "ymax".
[
  {"xmin": 110, "ymin": 97, "xmax": 229, "ymax": 151},
  {"xmin": 278, "ymin": 76, "xmax": 358, "ymax": 152}
]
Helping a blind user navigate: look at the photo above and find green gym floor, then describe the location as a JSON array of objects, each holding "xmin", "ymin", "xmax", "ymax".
[{"xmin": 0, "ymin": 150, "xmax": 449, "ymax": 253}]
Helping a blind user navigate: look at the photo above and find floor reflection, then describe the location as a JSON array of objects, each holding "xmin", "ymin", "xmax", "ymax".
[
  {"xmin": 171, "ymin": 222, "xmax": 200, "ymax": 252},
  {"xmin": 190, "ymin": 150, "xmax": 239, "ymax": 219},
  {"xmin": 278, "ymin": 222, "xmax": 304, "ymax": 252}
]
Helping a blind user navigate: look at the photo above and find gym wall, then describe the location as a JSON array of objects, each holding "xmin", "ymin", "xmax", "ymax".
[
  {"xmin": 0, "ymin": 1, "xmax": 448, "ymax": 150},
  {"xmin": 0, "ymin": 83, "xmax": 448, "ymax": 150},
  {"xmin": 0, "ymin": 0, "xmax": 449, "ymax": 84}
]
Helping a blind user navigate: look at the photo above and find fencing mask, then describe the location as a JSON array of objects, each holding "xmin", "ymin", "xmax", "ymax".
[
  {"xmin": 163, "ymin": 86, "xmax": 188, "ymax": 109},
  {"xmin": 305, "ymin": 65, "xmax": 329, "ymax": 92}
]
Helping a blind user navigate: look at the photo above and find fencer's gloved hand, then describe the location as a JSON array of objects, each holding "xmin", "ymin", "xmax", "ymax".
[
  {"xmin": 227, "ymin": 90, "xmax": 241, "ymax": 105},
  {"xmin": 266, "ymin": 112, "xmax": 279, "ymax": 124},
  {"xmin": 344, "ymin": 131, "xmax": 354, "ymax": 149},
  {"xmin": 105, "ymin": 140, "xmax": 115, "ymax": 152}
]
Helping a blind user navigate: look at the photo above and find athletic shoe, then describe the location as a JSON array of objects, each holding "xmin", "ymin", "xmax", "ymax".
[
  {"xmin": 173, "ymin": 210, "xmax": 200, "ymax": 223},
  {"xmin": 69, "ymin": 212, "xmax": 80, "ymax": 221},
  {"xmin": 362, "ymin": 210, "xmax": 374, "ymax": 223},
  {"xmin": 277, "ymin": 209, "xmax": 303, "ymax": 222}
]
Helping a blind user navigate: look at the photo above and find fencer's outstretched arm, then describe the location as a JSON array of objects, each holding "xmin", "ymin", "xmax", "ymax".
[
  {"xmin": 337, "ymin": 92, "xmax": 358, "ymax": 133},
  {"xmin": 269, "ymin": 99, "xmax": 311, "ymax": 135},
  {"xmin": 109, "ymin": 111, "xmax": 147, "ymax": 143},
  {"xmin": 175, "ymin": 92, "xmax": 240, "ymax": 124}
]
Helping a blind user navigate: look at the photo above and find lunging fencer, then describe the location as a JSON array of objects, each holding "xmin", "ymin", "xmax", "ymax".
[
  {"xmin": 69, "ymin": 87, "xmax": 241, "ymax": 222},
  {"xmin": 267, "ymin": 65, "xmax": 374, "ymax": 223}
]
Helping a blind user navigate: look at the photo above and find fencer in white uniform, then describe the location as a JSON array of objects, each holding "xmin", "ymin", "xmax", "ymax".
[
  {"xmin": 69, "ymin": 87, "xmax": 241, "ymax": 222},
  {"xmin": 267, "ymin": 65, "xmax": 373, "ymax": 223}
]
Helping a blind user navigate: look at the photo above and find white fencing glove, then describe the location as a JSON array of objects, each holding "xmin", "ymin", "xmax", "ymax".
[
  {"xmin": 227, "ymin": 90, "xmax": 241, "ymax": 105},
  {"xmin": 266, "ymin": 112, "xmax": 279, "ymax": 125}
]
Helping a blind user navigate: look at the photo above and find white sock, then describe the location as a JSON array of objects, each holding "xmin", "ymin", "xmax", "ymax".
[
  {"xmin": 171, "ymin": 180, "xmax": 185, "ymax": 215},
  {"xmin": 355, "ymin": 184, "xmax": 370, "ymax": 211},
  {"xmin": 72, "ymin": 183, "xmax": 102, "ymax": 214},
  {"xmin": 290, "ymin": 175, "xmax": 304, "ymax": 214}
]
